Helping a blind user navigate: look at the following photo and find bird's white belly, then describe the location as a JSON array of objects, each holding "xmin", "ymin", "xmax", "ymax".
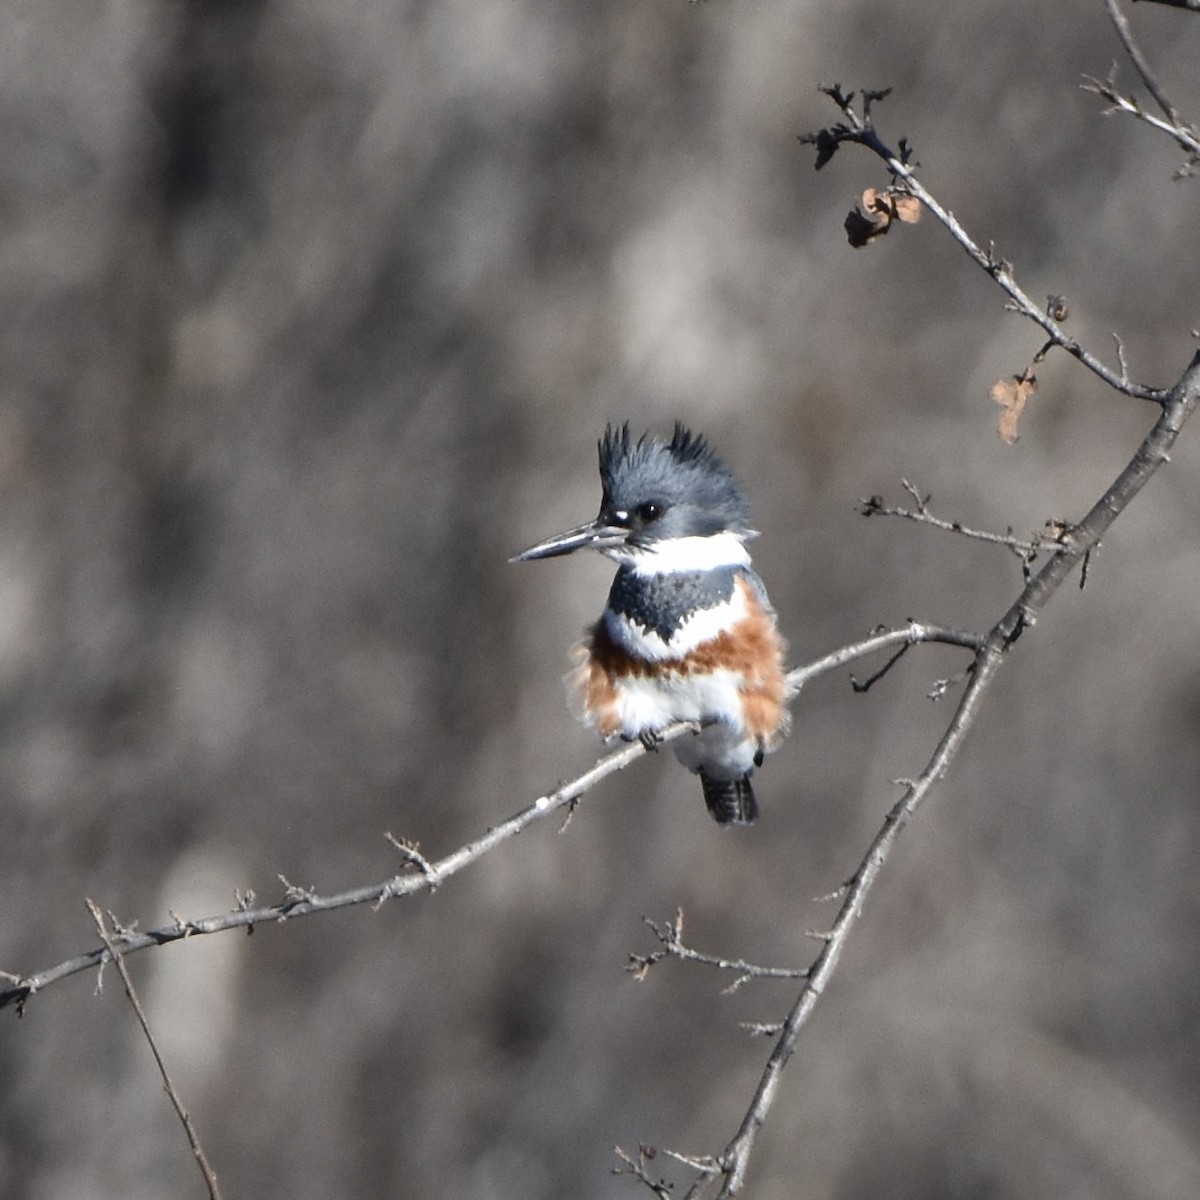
[
  {"xmin": 605, "ymin": 668, "xmax": 745, "ymax": 736},
  {"xmin": 604, "ymin": 672, "xmax": 760, "ymax": 779}
]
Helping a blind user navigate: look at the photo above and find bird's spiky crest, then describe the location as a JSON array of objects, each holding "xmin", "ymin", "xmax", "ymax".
[
  {"xmin": 598, "ymin": 422, "xmax": 635, "ymax": 495},
  {"xmin": 665, "ymin": 422, "xmax": 722, "ymax": 471},
  {"xmin": 599, "ymin": 421, "xmax": 733, "ymax": 494}
]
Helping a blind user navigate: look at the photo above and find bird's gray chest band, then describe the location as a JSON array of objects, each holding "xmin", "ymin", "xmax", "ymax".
[{"xmin": 606, "ymin": 567, "xmax": 738, "ymax": 642}]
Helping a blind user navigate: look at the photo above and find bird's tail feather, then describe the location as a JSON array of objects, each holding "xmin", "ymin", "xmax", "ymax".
[{"xmin": 700, "ymin": 771, "xmax": 758, "ymax": 826}]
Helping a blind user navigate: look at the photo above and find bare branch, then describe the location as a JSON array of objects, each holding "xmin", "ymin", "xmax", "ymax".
[
  {"xmin": 801, "ymin": 88, "xmax": 1171, "ymax": 403},
  {"xmin": 1082, "ymin": 74, "xmax": 1200, "ymax": 167},
  {"xmin": 1106, "ymin": 0, "xmax": 1183, "ymax": 123},
  {"xmin": 849, "ymin": 643, "xmax": 911, "ymax": 693},
  {"xmin": 1131, "ymin": 0, "xmax": 1200, "ymax": 10},
  {"xmin": 629, "ymin": 910, "xmax": 806, "ymax": 989},
  {"xmin": 1, "ymin": 728, "xmax": 690, "ymax": 1012},
  {"xmin": 860, "ymin": 486, "xmax": 1042, "ymax": 555},
  {"xmin": 785, "ymin": 623, "xmax": 983, "ymax": 693},
  {"xmin": 88, "ymin": 901, "xmax": 224, "ymax": 1200},
  {"xmin": 614, "ymin": 1144, "xmax": 704, "ymax": 1198},
  {"xmin": 1083, "ymin": 0, "xmax": 1200, "ymax": 176},
  {"xmin": 1, "ymin": 623, "xmax": 981, "ymax": 1014}
]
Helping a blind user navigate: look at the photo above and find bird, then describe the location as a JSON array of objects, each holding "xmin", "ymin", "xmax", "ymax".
[{"xmin": 512, "ymin": 422, "xmax": 790, "ymax": 825}]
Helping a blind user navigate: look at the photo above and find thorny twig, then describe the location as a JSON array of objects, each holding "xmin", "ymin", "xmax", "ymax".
[
  {"xmin": 629, "ymin": 910, "xmax": 806, "ymax": 993},
  {"xmin": 614, "ymin": 1145, "xmax": 720, "ymax": 1200},
  {"xmin": 859, "ymin": 481, "xmax": 1092, "ymax": 582},
  {"xmin": 1104, "ymin": 0, "xmax": 1183, "ymax": 124},
  {"xmin": 1081, "ymin": 1, "xmax": 1200, "ymax": 176},
  {"xmin": 88, "ymin": 901, "xmax": 224, "ymax": 1200},
  {"xmin": 860, "ymin": 482, "xmax": 1042, "ymax": 555},
  {"xmin": 1083, "ymin": 72, "xmax": 1200, "ymax": 175},
  {"xmin": 799, "ymin": 85, "xmax": 1171, "ymax": 402}
]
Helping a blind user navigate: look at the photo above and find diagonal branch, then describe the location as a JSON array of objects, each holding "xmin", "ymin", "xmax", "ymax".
[
  {"xmin": 1105, "ymin": 0, "xmax": 1183, "ymax": 124},
  {"xmin": 88, "ymin": 901, "xmax": 224, "ymax": 1200},
  {"xmin": 0, "ymin": 624, "xmax": 981, "ymax": 1014},
  {"xmin": 1, "ymin": 732, "xmax": 683, "ymax": 1013},
  {"xmin": 1082, "ymin": 73, "xmax": 1200, "ymax": 169},
  {"xmin": 669, "ymin": 348, "xmax": 1200, "ymax": 1200},
  {"xmin": 801, "ymin": 88, "xmax": 1171, "ymax": 403}
]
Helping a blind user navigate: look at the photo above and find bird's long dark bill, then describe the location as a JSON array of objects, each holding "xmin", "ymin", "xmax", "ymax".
[{"xmin": 510, "ymin": 519, "xmax": 627, "ymax": 562}]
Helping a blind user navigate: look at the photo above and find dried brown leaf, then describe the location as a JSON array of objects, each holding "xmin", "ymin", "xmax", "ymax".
[
  {"xmin": 990, "ymin": 373, "xmax": 1037, "ymax": 444},
  {"xmin": 845, "ymin": 206, "xmax": 886, "ymax": 247},
  {"xmin": 845, "ymin": 189, "xmax": 919, "ymax": 247}
]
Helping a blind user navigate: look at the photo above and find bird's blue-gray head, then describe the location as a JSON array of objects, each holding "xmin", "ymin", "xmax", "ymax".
[
  {"xmin": 512, "ymin": 423, "xmax": 756, "ymax": 568},
  {"xmin": 597, "ymin": 423, "xmax": 752, "ymax": 543}
]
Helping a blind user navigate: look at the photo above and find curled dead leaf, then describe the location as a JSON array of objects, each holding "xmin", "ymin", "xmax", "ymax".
[
  {"xmin": 990, "ymin": 372, "xmax": 1037, "ymax": 444},
  {"xmin": 845, "ymin": 188, "xmax": 921, "ymax": 247},
  {"xmin": 845, "ymin": 207, "xmax": 886, "ymax": 247}
]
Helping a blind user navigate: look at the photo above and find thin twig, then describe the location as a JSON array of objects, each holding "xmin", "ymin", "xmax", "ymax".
[
  {"xmin": 615, "ymin": 1144, "xmax": 723, "ymax": 1200},
  {"xmin": 860, "ymin": 488, "xmax": 1042, "ymax": 554},
  {"xmin": 1106, "ymin": 0, "xmax": 1181, "ymax": 123},
  {"xmin": 613, "ymin": 1145, "xmax": 688, "ymax": 1198},
  {"xmin": 1082, "ymin": 74, "xmax": 1200, "ymax": 164},
  {"xmin": 785, "ymin": 623, "xmax": 983, "ymax": 692},
  {"xmin": 1084, "ymin": 1, "xmax": 1200, "ymax": 174},
  {"xmin": 629, "ymin": 910, "xmax": 806, "ymax": 990},
  {"xmin": 849, "ymin": 643, "xmax": 910, "ymax": 693},
  {"xmin": 87, "ymin": 900, "xmax": 224, "ymax": 1200}
]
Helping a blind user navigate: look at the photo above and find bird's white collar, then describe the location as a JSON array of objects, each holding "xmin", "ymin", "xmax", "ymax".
[{"xmin": 604, "ymin": 531, "xmax": 753, "ymax": 575}]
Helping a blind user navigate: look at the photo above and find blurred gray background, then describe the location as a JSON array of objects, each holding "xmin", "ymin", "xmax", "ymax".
[{"xmin": 1, "ymin": 1, "xmax": 1199, "ymax": 1197}]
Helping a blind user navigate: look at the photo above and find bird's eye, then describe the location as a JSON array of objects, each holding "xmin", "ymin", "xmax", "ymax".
[{"xmin": 636, "ymin": 501, "xmax": 664, "ymax": 522}]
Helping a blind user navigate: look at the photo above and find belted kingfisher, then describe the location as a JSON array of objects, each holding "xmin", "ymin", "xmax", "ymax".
[{"xmin": 513, "ymin": 423, "xmax": 790, "ymax": 825}]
